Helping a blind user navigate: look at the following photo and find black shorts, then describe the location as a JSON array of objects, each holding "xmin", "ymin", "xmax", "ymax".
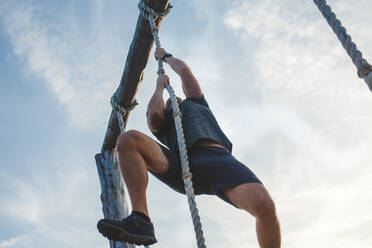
[{"xmin": 149, "ymin": 144, "xmax": 262, "ymax": 206}]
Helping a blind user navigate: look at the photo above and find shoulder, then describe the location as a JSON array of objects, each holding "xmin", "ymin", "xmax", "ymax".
[{"xmin": 184, "ymin": 94, "xmax": 209, "ymax": 107}]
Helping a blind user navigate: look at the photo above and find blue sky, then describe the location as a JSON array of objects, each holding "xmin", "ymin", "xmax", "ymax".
[{"xmin": 1, "ymin": 0, "xmax": 372, "ymax": 247}]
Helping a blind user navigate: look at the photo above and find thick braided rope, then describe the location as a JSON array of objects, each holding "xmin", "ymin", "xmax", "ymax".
[
  {"xmin": 138, "ymin": 1, "xmax": 207, "ymax": 248},
  {"xmin": 313, "ymin": 0, "xmax": 372, "ymax": 91},
  {"xmin": 111, "ymin": 92, "xmax": 138, "ymax": 133},
  {"xmin": 110, "ymin": 93, "xmax": 139, "ymax": 248}
]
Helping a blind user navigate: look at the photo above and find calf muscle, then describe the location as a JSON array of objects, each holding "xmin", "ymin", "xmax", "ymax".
[{"xmin": 223, "ymin": 183, "xmax": 281, "ymax": 248}]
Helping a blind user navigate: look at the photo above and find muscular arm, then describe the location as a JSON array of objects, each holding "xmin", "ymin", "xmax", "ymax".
[
  {"xmin": 165, "ymin": 56, "xmax": 202, "ymax": 99},
  {"xmin": 155, "ymin": 48, "xmax": 202, "ymax": 99},
  {"xmin": 146, "ymin": 75, "xmax": 167, "ymax": 133}
]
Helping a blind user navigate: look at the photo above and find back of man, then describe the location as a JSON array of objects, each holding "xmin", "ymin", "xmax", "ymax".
[{"xmin": 153, "ymin": 95, "xmax": 232, "ymax": 153}]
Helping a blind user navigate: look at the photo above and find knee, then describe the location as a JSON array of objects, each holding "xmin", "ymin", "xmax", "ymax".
[
  {"xmin": 254, "ymin": 197, "xmax": 277, "ymax": 221},
  {"xmin": 116, "ymin": 130, "xmax": 143, "ymax": 153}
]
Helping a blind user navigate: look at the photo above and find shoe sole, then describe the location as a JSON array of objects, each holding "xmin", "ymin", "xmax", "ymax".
[{"xmin": 98, "ymin": 221, "xmax": 157, "ymax": 246}]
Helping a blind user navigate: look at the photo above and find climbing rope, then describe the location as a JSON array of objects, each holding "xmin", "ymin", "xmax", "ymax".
[
  {"xmin": 138, "ymin": 1, "xmax": 207, "ymax": 248},
  {"xmin": 111, "ymin": 92, "xmax": 138, "ymax": 133},
  {"xmin": 313, "ymin": 0, "xmax": 372, "ymax": 91},
  {"xmin": 110, "ymin": 93, "xmax": 138, "ymax": 248}
]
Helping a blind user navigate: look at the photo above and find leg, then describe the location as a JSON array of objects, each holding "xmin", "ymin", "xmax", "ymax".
[
  {"xmin": 97, "ymin": 131, "xmax": 162, "ymax": 245},
  {"xmin": 223, "ymin": 183, "xmax": 281, "ymax": 248},
  {"xmin": 116, "ymin": 130, "xmax": 169, "ymax": 217}
]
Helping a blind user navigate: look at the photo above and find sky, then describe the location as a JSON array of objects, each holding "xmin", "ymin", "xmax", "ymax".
[{"xmin": 0, "ymin": 0, "xmax": 371, "ymax": 247}]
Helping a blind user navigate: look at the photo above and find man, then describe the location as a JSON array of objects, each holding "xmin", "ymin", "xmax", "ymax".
[{"xmin": 97, "ymin": 48, "xmax": 281, "ymax": 248}]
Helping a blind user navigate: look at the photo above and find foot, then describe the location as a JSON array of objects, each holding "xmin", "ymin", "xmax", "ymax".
[{"xmin": 97, "ymin": 212, "xmax": 157, "ymax": 246}]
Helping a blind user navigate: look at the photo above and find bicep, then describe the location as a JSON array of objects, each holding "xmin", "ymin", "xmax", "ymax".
[
  {"xmin": 147, "ymin": 110, "xmax": 165, "ymax": 133},
  {"xmin": 180, "ymin": 67, "xmax": 203, "ymax": 99}
]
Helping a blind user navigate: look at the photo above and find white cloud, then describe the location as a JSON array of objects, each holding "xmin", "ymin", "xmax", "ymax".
[
  {"xmin": 0, "ymin": 236, "xmax": 28, "ymax": 248},
  {"xmin": 224, "ymin": 0, "xmax": 372, "ymax": 97},
  {"xmin": 2, "ymin": 2, "xmax": 131, "ymax": 130},
  {"xmin": 0, "ymin": 165, "xmax": 105, "ymax": 248}
]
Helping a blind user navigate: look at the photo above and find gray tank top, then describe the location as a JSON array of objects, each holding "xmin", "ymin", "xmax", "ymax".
[{"xmin": 153, "ymin": 95, "xmax": 232, "ymax": 153}]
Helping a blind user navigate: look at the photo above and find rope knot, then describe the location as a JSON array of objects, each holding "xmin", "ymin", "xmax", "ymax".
[
  {"xmin": 173, "ymin": 111, "xmax": 182, "ymax": 118},
  {"xmin": 111, "ymin": 92, "xmax": 138, "ymax": 117},
  {"xmin": 182, "ymin": 171, "xmax": 193, "ymax": 181},
  {"xmin": 138, "ymin": 0, "xmax": 173, "ymax": 21}
]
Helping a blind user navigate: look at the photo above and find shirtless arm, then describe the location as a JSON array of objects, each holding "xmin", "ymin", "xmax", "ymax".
[
  {"xmin": 155, "ymin": 48, "xmax": 202, "ymax": 99},
  {"xmin": 146, "ymin": 74, "xmax": 169, "ymax": 133}
]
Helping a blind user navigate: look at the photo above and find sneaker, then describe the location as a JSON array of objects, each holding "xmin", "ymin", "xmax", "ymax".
[{"xmin": 97, "ymin": 213, "xmax": 157, "ymax": 246}]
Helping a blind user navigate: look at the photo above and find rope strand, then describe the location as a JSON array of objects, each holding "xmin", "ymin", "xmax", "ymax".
[{"xmin": 313, "ymin": 0, "xmax": 372, "ymax": 91}]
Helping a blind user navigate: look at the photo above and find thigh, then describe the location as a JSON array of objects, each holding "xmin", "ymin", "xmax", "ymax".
[{"xmin": 222, "ymin": 183, "xmax": 274, "ymax": 215}]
